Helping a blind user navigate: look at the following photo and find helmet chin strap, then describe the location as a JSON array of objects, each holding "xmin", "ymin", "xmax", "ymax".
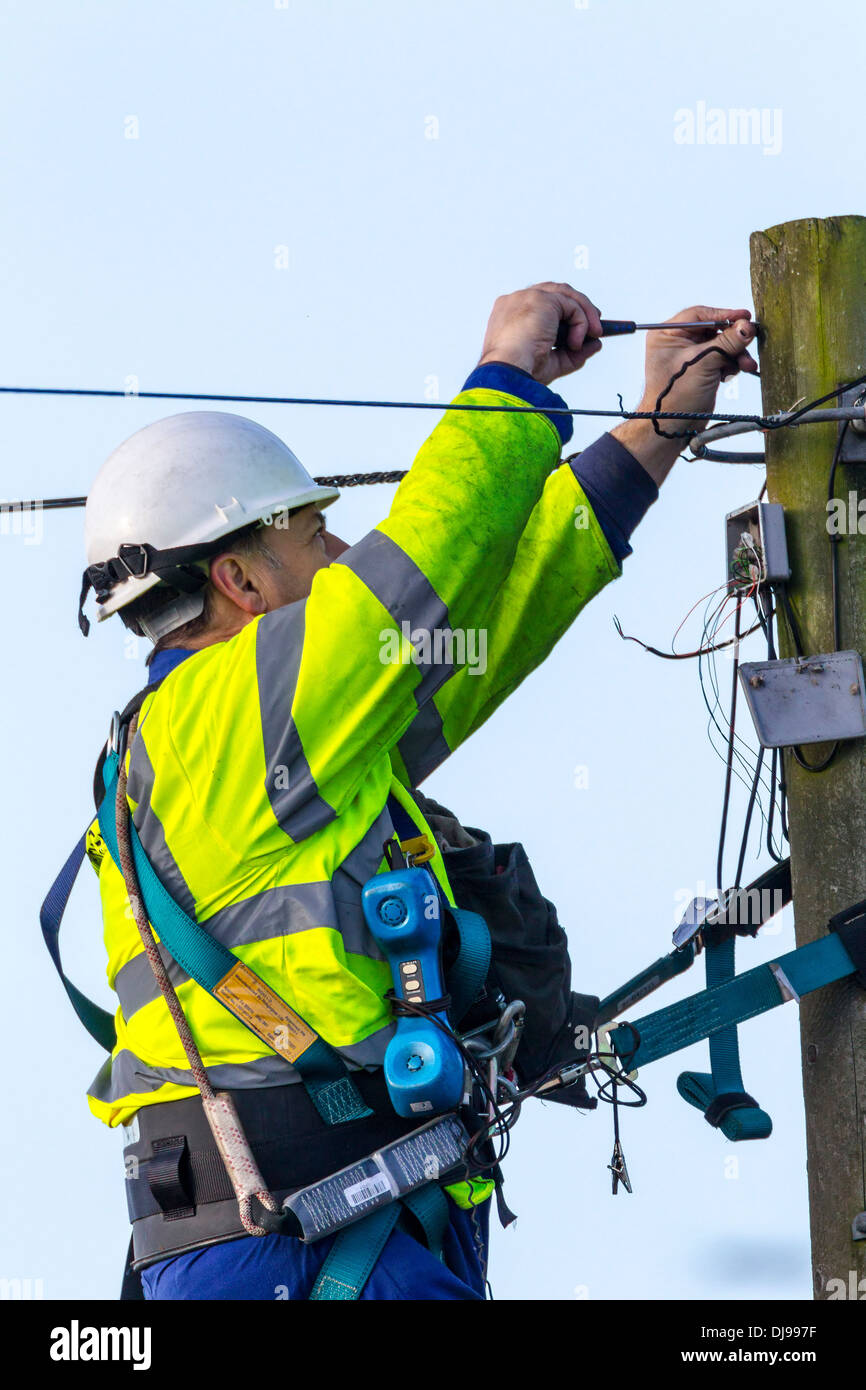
[{"xmin": 78, "ymin": 538, "xmax": 224, "ymax": 635}]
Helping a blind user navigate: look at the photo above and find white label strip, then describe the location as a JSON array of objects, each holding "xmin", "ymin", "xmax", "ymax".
[{"xmin": 343, "ymin": 1172, "xmax": 392, "ymax": 1208}]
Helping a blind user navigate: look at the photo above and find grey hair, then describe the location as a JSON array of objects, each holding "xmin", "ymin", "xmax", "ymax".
[{"xmin": 121, "ymin": 523, "xmax": 283, "ymax": 662}]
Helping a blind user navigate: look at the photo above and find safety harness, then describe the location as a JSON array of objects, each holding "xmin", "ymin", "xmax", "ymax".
[
  {"xmin": 43, "ymin": 685, "xmax": 496, "ymax": 1299},
  {"xmin": 42, "ymin": 684, "xmax": 866, "ymax": 1294}
]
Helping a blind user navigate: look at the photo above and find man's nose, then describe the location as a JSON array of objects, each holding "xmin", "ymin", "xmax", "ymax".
[{"xmin": 324, "ymin": 532, "xmax": 351, "ymax": 559}]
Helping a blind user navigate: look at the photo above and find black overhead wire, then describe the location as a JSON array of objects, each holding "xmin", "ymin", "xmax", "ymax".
[
  {"xmin": 5, "ymin": 361, "xmax": 866, "ymax": 513},
  {"xmin": 0, "ymin": 380, "xmax": 754, "ymax": 423},
  {"xmin": 647, "ymin": 344, "xmax": 740, "ymax": 439},
  {"xmin": 613, "ymin": 609, "xmax": 764, "ymax": 660}
]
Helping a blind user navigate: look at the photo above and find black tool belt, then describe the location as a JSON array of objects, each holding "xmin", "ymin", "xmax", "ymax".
[{"xmin": 124, "ymin": 1071, "xmax": 421, "ymax": 1270}]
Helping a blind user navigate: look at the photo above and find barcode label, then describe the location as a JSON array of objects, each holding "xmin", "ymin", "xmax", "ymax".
[{"xmin": 343, "ymin": 1173, "xmax": 392, "ymax": 1208}]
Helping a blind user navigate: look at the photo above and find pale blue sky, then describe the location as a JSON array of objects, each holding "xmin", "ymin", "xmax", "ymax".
[{"xmin": 1, "ymin": 0, "xmax": 856, "ymax": 1300}]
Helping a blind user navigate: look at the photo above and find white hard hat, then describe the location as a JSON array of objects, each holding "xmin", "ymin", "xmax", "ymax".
[{"xmin": 79, "ymin": 411, "xmax": 339, "ymax": 634}]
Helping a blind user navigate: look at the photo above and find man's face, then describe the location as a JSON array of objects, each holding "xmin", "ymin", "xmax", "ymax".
[{"xmin": 252, "ymin": 503, "xmax": 350, "ymax": 609}]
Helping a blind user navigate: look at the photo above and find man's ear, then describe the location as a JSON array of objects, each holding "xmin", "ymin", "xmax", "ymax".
[{"xmin": 209, "ymin": 553, "xmax": 268, "ymax": 616}]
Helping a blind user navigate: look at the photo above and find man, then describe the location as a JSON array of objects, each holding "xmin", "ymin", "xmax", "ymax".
[{"xmin": 76, "ymin": 283, "xmax": 757, "ymax": 1299}]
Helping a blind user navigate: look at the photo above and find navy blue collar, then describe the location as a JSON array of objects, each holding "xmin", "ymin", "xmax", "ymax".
[{"xmin": 148, "ymin": 647, "xmax": 196, "ymax": 685}]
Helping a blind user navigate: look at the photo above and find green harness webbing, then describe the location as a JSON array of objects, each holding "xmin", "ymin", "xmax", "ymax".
[
  {"xmin": 42, "ymin": 681, "xmax": 490, "ymax": 1302},
  {"xmin": 446, "ymin": 908, "xmax": 492, "ymax": 1025},
  {"xmin": 309, "ymin": 1186, "xmax": 451, "ymax": 1301},
  {"xmin": 613, "ymin": 930, "xmax": 860, "ymax": 1074},
  {"xmin": 98, "ymin": 748, "xmax": 491, "ymax": 1300},
  {"xmin": 98, "ymin": 745, "xmax": 373, "ymax": 1128},
  {"xmin": 677, "ymin": 933, "xmax": 773, "ymax": 1141}
]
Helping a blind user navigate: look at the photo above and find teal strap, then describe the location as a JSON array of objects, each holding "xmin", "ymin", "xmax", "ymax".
[
  {"xmin": 678, "ymin": 934, "xmax": 772, "ymax": 1141},
  {"xmin": 98, "ymin": 750, "xmax": 372, "ymax": 1126},
  {"xmin": 310, "ymin": 1204, "xmax": 402, "ymax": 1300},
  {"xmin": 617, "ymin": 931, "xmax": 859, "ymax": 1070},
  {"xmin": 309, "ymin": 1185, "xmax": 451, "ymax": 1300},
  {"xmin": 446, "ymin": 906, "xmax": 492, "ymax": 1025},
  {"xmin": 401, "ymin": 1184, "xmax": 450, "ymax": 1261}
]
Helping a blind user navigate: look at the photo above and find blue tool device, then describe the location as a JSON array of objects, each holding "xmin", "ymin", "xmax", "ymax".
[{"xmin": 362, "ymin": 866, "xmax": 465, "ymax": 1119}]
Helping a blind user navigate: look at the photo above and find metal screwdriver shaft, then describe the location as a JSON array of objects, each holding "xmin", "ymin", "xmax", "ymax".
[{"xmin": 555, "ymin": 318, "xmax": 749, "ymax": 349}]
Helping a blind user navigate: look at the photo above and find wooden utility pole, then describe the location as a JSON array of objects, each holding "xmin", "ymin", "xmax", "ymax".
[{"xmin": 751, "ymin": 216, "xmax": 866, "ymax": 1299}]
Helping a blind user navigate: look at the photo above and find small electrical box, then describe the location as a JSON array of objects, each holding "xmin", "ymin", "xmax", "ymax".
[
  {"xmin": 725, "ymin": 501, "xmax": 790, "ymax": 591},
  {"xmin": 739, "ymin": 651, "xmax": 866, "ymax": 748}
]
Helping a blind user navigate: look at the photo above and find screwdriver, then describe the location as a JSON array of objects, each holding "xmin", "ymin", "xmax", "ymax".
[{"xmin": 555, "ymin": 318, "xmax": 758, "ymax": 349}]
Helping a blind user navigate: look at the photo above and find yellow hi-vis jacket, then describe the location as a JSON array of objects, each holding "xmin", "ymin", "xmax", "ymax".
[{"xmin": 85, "ymin": 383, "xmax": 621, "ymax": 1131}]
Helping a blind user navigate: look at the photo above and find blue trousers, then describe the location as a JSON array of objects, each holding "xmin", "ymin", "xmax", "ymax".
[{"xmin": 141, "ymin": 1199, "xmax": 489, "ymax": 1301}]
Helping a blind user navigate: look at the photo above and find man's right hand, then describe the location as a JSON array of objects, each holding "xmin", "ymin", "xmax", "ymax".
[{"xmin": 478, "ymin": 282, "xmax": 603, "ymax": 385}]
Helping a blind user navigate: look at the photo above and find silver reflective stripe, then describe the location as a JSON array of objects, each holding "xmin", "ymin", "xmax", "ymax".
[
  {"xmin": 114, "ymin": 945, "xmax": 189, "ymax": 1022},
  {"xmin": 207, "ymin": 881, "xmax": 367, "ymax": 950},
  {"xmin": 88, "ymin": 1050, "xmax": 298, "ymax": 1103},
  {"xmin": 88, "ymin": 1025, "xmax": 394, "ymax": 1104},
  {"xmin": 126, "ymin": 736, "xmax": 197, "ymax": 917},
  {"xmin": 397, "ymin": 698, "xmax": 452, "ymax": 786},
  {"xmin": 114, "ymin": 875, "xmax": 383, "ymax": 1020},
  {"xmin": 337, "ymin": 803, "xmax": 393, "ymax": 891},
  {"xmin": 338, "ymin": 530, "xmax": 453, "ymax": 702},
  {"xmin": 256, "ymin": 602, "xmax": 336, "ymax": 840}
]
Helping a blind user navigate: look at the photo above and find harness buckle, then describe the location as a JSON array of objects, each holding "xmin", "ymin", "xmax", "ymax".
[{"xmin": 108, "ymin": 709, "xmax": 130, "ymax": 764}]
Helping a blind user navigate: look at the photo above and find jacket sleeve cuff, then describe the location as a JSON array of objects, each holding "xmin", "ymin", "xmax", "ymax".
[
  {"xmin": 461, "ymin": 362, "xmax": 573, "ymax": 446},
  {"xmin": 568, "ymin": 432, "xmax": 658, "ymax": 564}
]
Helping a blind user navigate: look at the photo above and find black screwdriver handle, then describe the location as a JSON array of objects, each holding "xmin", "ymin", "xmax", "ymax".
[
  {"xmin": 554, "ymin": 318, "xmax": 636, "ymax": 350},
  {"xmin": 597, "ymin": 319, "xmax": 637, "ymax": 337}
]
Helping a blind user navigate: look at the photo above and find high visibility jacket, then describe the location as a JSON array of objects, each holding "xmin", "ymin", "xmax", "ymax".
[{"xmin": 86, "ymin": 374, "xmax": 622, "ymax": 1129}]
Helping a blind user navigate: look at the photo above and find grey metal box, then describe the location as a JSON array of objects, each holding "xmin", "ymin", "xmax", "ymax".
[
  {"xmin": 739, "ymin": 651, "xmax": 866, "ymax": 748},
  {"xmin": 725, "ymin": 501, "xmax": 791, "ymax": 588}
]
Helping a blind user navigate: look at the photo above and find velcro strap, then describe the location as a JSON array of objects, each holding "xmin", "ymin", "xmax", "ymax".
[
  {"xmin": 148, "ymin": 1136, "xmax": 195, "ymax": 1220},
  {"xmin": 703, "ymin": 1091, "xmax": 759, "ymax": 1129}
]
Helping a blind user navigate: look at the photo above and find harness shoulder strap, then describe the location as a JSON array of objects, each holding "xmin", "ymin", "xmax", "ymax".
[{"xmin": 98, "ymin": 745, "xmax": 372, "ymax": 1126}]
